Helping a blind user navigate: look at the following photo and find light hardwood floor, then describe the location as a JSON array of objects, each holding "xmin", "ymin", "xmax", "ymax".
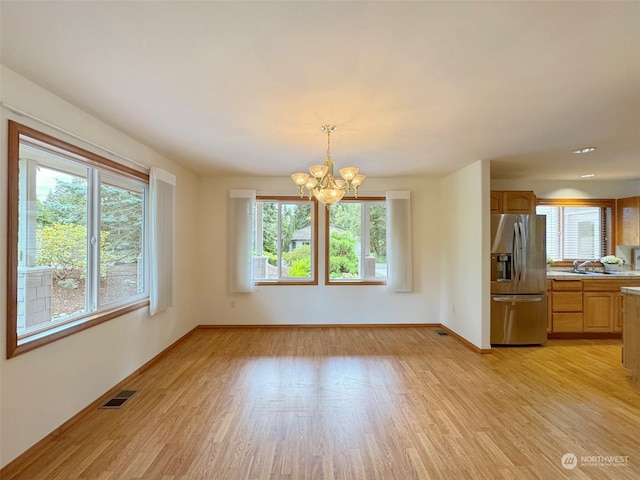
[{"xmin": 4, "ymin": 327, "xmax": 640, "ymax": 479}]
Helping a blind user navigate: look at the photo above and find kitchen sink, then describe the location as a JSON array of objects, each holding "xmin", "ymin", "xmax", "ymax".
[{"xmin": 572, "ymin": 270, "xmax": 631, "ymax": 276}]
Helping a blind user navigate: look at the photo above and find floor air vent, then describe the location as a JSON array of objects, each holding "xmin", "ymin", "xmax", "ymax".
[
  {"xmin": 434, "ymin": 329, "xmax": 448, "ymax": 336},
  {"xmin": 101, "ymin": 390, "xmax": 137, "ymax": 409}
]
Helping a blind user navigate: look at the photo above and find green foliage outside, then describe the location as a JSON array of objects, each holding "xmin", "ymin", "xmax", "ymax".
[
  {"xmin": 262, "ymin": 251, "xmax": 277, "ymax": 266},
  {"xmin": 36, "ymin": 224, "xmax": 114, "ymax": 280},
  {"xmin": 260, "ymin": 202, "xmax": 278, "ymax": 257},
  {"xmin": 256, "ymin": 200, "xmax": 386, "ymax": 279},
  {"xmin": 35, "ymin": 175, "xmax": 143, "ymax": 280},
  {"xmin": 329, "ymin": 231, "xmax": 359, "ymax": 278},
  {"xmin": 368, "ymin": 205, "xmax": 387, "ymax": 262},
  {"xmin": 37, "ymin": 177, "xmax": 87, "ymax": 227},
  {"xmin": 100, "ymin": 184, "xmax": 144, "ymax": 263},
  {"xmin": 259, "ymin": 201, "xmax": 312, "ymax": 275},
  {"xmin": 289, "ymin": 257, "xmax": 311, "ymax": 277},
  {"xmin": 282, "ymin": 245, "xmax": 311, "ymax": 277}
]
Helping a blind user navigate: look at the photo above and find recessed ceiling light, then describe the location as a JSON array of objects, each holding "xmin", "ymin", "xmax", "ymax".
[
  {"xmin": 580, "ymin": 173, "xmax": 596, "ymax": 178},
  {"xmin": 572, "ymin": 147, "xmax": 597, "ymax": 154}
]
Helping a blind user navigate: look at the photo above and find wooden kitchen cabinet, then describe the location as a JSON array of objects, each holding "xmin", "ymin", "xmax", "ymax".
[
  {"xmin": 615, "ymin": 292, "xmax": 625, "ymax": 332},
  {"xmin": 616, "ymin": 196, "xmax": 640, "ymax": 246},
  {"xmin": 548, "ymin": 278, "xmax": 640, "ymax": 337},
  {"xmin": 550, "ymin": 280, "xmax": 583, "ymax": 332},
  {"xmin": 491, "ymin": 190, "xmax": 536, "ymax": 214},
  {"xmin": 583, "ymin": 292, "xmax": 615, "ymax": 332},
  {"xmin": 546, "ymin": 280, "xmax": 552, "ymax": 332},
  {"xmin": 490, "ymin": 191, "xmax": 503, "ymax": 214},
  {"xmin": 623, "ymin": 292, "xmax": 640, "ymax": 384}
]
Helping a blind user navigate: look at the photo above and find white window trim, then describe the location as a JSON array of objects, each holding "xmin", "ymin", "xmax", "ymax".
[{"xmin": 326, "ymin": 197, "xmax": 388, "ymax": 285}]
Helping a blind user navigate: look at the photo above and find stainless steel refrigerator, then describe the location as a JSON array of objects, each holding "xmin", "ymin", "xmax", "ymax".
[{"xmin": 491, "ymin": 214, "xmax": 547, "ymax": 345}]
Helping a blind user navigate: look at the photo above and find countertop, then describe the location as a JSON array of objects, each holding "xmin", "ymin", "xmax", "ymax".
[
  {"xmin": 547, "ymin": 270, "xmax": 640, "ymax": 279},
  {"xmin": 622, "ymin": 287, "xmax": 640, "ymax": 295}
]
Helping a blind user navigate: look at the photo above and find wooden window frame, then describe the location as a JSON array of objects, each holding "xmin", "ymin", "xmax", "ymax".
[
  {"xmin": 6, "ymin": 121, "xmax": 150, "ymax": 358},
  {"xmin": 536, "ymin": 197, "xmax": 615, "ymax": 267}
]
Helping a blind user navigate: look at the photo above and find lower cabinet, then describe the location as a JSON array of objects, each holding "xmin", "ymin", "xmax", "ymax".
[
  {"xmin": 549, "ymin": 278, "xmax": 640, "ymax": 336},
  {"xmin": 550, "ymin": 280, "xmax": 583, "ymax": 333},
  {"xmin": 623, "ymin": 293, "xmax": 640, "ymax": 384},
  {"xmin": 583, "ymin": 292, "xmax": 615, "ymax": 332},
  {"xmin": 614, "ymin": 292, "xmax": 625, "ymax": 332}
]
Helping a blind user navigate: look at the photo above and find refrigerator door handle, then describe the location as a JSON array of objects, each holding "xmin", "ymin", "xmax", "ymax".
[
  {"xmin": 513, "ymin": 221, "xmax": 522, "ymax": 289},
  {"xmin": 493, "ymin": 296, "xmax": 543, "ymax": 303}
]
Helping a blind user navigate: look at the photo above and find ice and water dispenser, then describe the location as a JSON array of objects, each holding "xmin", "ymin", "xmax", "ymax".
[{"xmin": 492, "ymin": 253, "xmax": 512, "ymax": 282}]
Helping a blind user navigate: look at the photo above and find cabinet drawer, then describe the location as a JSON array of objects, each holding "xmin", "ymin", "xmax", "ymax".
[
  {"xmin": 552, "ymin": 292, "xmax": 583, "ymax": 312},
  {"xmin": 582, "ymin": 279, "xmax": 640, "ymax": 292},
  {"xmin": 552, "ymin": 280, "xmax": 583, "ymax": 291},
  {"xmin": 553, "ymin": 313, "xmax": 583, "ymax": 332}
]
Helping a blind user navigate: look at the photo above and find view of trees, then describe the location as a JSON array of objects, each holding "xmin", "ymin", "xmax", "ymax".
[
  {"xmin": 328, "ymin": 202, "xmax": 387, "ymax": 279},
  {"xmin": 257, "ymin": 200, "xmax": 387, "ymax": 279},
  {"xmin": 260, "ymin": 202, "xmax": 312, "ymax": 272},
  {"xmin": 328, "ymin": 231, "xmax": 358, "ymax": 278},
  {"xmin": 35, "ymin": 174, "xmax": 143, "ymax": 280}
]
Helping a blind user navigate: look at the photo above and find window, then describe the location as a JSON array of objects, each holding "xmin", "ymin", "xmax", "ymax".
[
  {"xmin": 7, "ymin": 121, "xmax": 149, "ymax": 358},
  {"xmin": 536, "ymin": 199, "xmax": 614, "ymax": 263},
  {"xmin": 326, "ymin": 198, "xmax": 387, "ymax": 284},
  {"xmin": 253, "ymin": 196, "xmax": 317, "ymax": 284}
]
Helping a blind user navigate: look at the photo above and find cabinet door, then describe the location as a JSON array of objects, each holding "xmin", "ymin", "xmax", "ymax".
[
  {"xmin": 614, "ymin": 292, "xmax": 624, "ymax": 333},
  {"xmin": 490, "ymin": 191, "xmax": 503, "ymax": 214},
  {"xmin": 616, "ymin": 196, "xmax": 640, "ymax": 246},
  {"xmin": 546, "ymin": 281, "xmax": 552, "ymax": 332},
  {"xmin": 583, "ymin": 292, "xmax": 614, "ymax": 332},
  {"xmin": 623, "ymin": 294, "xmax": 640, "ymax": 376},
  {"xmin": 503, "ymin": 191, "xmax": 535, "ymax": 214}
]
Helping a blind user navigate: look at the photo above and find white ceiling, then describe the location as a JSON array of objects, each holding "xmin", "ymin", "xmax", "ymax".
[{"xmin": 1, "ymin": 1, "xmax": 639, "ymax": 181}]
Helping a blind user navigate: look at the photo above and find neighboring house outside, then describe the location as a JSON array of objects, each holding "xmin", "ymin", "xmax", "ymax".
[{"xmin": 290, "ymin": 226, "xmax": 346, "ymax": 251}]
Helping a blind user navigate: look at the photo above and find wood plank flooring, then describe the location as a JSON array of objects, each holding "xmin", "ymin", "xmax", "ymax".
[{"xmin": 4, "ymin": 327, "xmax": 640, "ymax": 479}]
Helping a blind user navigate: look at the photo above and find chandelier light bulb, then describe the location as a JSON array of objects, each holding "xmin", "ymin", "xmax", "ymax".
[
  {"xmin": 339, "ymin": 167, "xmax": 358, "ymax": 182},
  {"xmin": 291, "ymin": 173, "xmax": 309, "ymax": 186},
  {"xmin": 309, "ymin": 164, "xmax": 329, "ymax": 179}
]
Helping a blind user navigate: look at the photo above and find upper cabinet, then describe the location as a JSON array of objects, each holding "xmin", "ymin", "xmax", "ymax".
[
  {"xmin": 616, "ymin": 196, "xmax": 640, "ymax": 246},
  {"xmin": 491, "ymin": 191, "xmax": 536, "ymax": 214}
]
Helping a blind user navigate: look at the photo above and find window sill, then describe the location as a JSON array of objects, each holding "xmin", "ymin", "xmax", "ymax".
[
  {"xmin": 8, "ymin": 298, "xmax": 149, "ymax": 358},
  {"xmin": 255, "ymin": 280, "xmax": 318, "ymax": 286}
]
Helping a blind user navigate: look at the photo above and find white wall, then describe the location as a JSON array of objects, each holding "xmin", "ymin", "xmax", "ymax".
[
  {"xmin": 196, "ymin": 176, "xmax": 442, "ymax": 326},
  {"xmin": 440, "ymin": 160, "xmax": 491, "ymax": 349},
  {"xmin": 491, "ymin": 179, "xmax": 640, "ymax": 199},
  {"xmin": 0, "ymin": 66, "xmax": 201, "ymax": 467}
]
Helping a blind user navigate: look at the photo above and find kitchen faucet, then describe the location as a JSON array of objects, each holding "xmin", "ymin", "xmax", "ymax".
[{"xmin": 573, "ymin": 259, "xmax": 597, "ymax": 272}]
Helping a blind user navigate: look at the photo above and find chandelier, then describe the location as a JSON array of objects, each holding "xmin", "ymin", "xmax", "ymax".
[{"xmin": 291, "ymin": 125, "xmax": 365, "ymax": 206}]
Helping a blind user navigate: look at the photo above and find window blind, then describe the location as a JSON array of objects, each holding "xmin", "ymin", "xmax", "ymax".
[{"xmin": 536, "ymin": 203, "xmax": 612, "ymax": 261}]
